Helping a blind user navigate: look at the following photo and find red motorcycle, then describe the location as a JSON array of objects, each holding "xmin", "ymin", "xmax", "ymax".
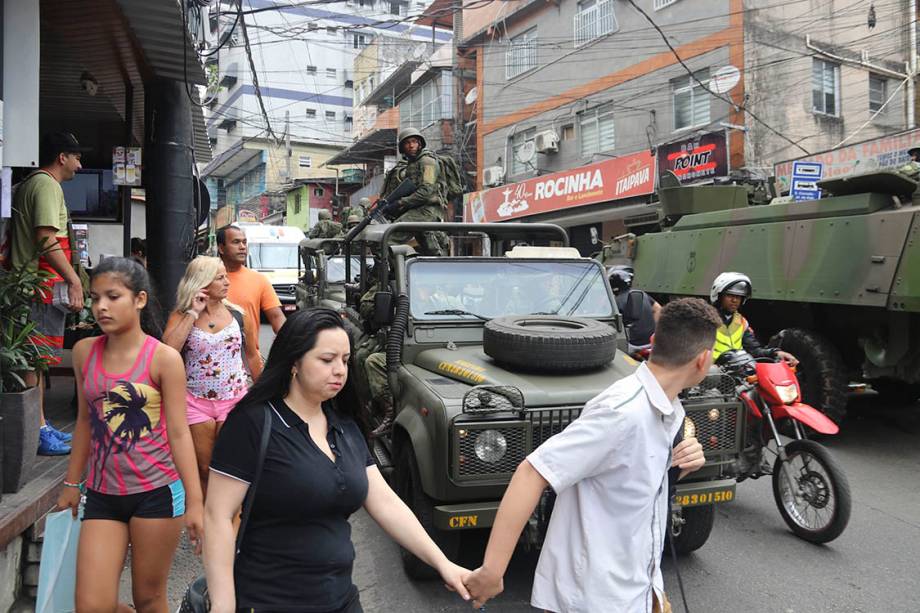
[{"xmin": 718, "ymin": 350, "xmax": 851, "ymax": 543}]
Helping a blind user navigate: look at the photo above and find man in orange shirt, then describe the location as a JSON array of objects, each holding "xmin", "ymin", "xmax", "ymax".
[{"xmin": 217, "ymin": 225, "xmax": 286, "ymax": 362}]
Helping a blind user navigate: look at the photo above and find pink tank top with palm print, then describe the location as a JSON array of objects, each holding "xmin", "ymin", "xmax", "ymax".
[{"xmin": 83, "ymin": 335, "xmax": 180, "ymax": 495}]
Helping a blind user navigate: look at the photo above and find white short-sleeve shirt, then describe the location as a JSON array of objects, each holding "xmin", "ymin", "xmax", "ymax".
[{"xmin": 527, "ymin": 362, "xmax": 685, "ymax": 613}]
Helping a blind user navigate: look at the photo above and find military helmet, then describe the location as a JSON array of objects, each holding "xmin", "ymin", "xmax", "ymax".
[
  {"xmin": 710, "ymin": 272, "xmax": 752, "ymax": 304},
  {"xmin": 346, "ymin": 214, "xmax": 361, "ymax": 225},
  {"xmin": 398, "ymin": 127, "xmax": 427, "ymax": 153},
  {"xmin": 318, "ymin": 209, "xmax": 331, "ymax": 220},
  {"xmin": 358, "ymin": 197, "xmax": 371, "ymax": 208},
  {"xmin": 607, "ymin": 265, "xmax": 634, "ymax": 296}
]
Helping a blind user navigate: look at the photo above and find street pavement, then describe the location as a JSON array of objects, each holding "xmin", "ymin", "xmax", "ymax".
[{"xmin": 120, "ymin": 325, "xmax": 919, "ymax": 612}]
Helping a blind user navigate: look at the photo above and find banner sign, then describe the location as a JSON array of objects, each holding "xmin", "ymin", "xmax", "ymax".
[
  {"xmin": 656, "ymin": 132, "xmax": 729, "ymax": 184},
  {"xmin": 465, "ymin": 150, "xmax": 655, "ymax": 223},
  {"xmin": 775, "ymin": 128, "xmax": 920, "ymax": 192}
]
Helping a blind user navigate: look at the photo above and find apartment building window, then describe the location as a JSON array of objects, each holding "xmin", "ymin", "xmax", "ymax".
[
  {"xmin": 314, "ymin": 187, "xmax": 325, "ymax": 197},
  {"xmin": 400, "ymin": 78, "xmax": 442, "ymax": 128},
  {"xmin": 306, "ymin": 108, "xmax": 316, "ymax": 119},
  {"xmin": 299, "ymin": 155, "xmax": 312, "ymax": 168},
  {"xmin": 812, "ymin": 58, "xmax": 840, "ymax": 116},
  {"xmin": 579, "ymin": 103, "xmax": 615, "ymax": 158},
  {"xmin": 353, "ymin": 34, "xmax": 367, "ymax": 49},
  {"xmin": 390, "ymin": 2, "xmax": 406, "ymax": 15},
  {"xmin": 869, "ymin": 74, "xmax": 887, "ymax": 113},
  {"xmin": 654, "ymin": 0, "xmax": 681, "ymax": 8},
  {"xmin": 326, "ymin": 68, "xmax": 337, "ymax": 79},
  {"xmin": 326, "ymin": 110, "xmax": 336, "ymax": 120},
  {"xmin": 293, "ymin": 193, "xmax": 302, "ymax": 215},
  {"xmin": 511, "ymin": 128, "xmax": 537, "ymax": 175},
  {"xmin": 562, "ymin": 124, "xmax": 575, "ymax": 140},
  {"xmin": 672, "ymin": 69, "xmax": 710, "ymax": 130},
  {"xmin": 306, "ymin": 65, "xmax": 317, "ymax": 75},
  {"xmin": 506, "ymin": 28, "xmax": 538, "ymax": 80},
  {"xmin": 574, "ymin": 0, "xmax": 618, "ymax": 48}
]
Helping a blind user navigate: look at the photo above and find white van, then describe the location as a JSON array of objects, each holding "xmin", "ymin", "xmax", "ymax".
[{"xmin": 239, "ymin": 224, "xmax": 307, "ymax": 313}]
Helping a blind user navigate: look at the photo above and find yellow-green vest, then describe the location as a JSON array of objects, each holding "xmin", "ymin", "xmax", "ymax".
[{"xmin": 713, "ymin": 312, "xmax": 748, "ymax": 360}]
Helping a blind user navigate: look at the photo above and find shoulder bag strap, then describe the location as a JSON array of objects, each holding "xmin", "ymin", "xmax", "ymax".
[{"xmin": 234, "ymin": 404, "xmax": 273, "ymax": 555}]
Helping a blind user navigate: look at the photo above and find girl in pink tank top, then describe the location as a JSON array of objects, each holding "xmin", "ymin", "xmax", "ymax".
[{"xmin": 57, "ymin": 257, "xmax": 203, "ymax": 613}]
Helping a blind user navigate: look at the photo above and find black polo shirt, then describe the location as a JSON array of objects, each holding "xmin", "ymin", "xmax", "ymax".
[{"xmin": 210, "ymin": 399, "xmax": 374, "ymax": 612}]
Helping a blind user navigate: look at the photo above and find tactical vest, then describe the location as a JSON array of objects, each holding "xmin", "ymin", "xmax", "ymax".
[{"xmin": 713, "ymin": 311, "xmax": 748, "ymax": 360}]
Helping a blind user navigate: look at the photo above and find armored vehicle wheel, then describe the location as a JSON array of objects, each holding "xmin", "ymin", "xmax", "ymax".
[
  {"xmin": 667, "ymin": 504, "xmax": 715, "ymax": 555},
  {"xmin": 395, "ymin": 443, "xmax": 460, "ymax": 580},
  {"xmin": 770, "ymin": 328, "xmax": 848, "ymax": 424},
  {"xmin": 483, "ymin": 316, "xmax": 617, "ymax": 372}
]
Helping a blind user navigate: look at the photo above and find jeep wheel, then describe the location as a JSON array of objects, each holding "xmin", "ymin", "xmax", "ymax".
[
  {"xmin": 769, "ymin": 328, "xmax": 848, "ymax": 424},
  {"xmin": 483, "ymin": 316, "xmax": 617, "ymax": 372},
  {"xmin": 394, "ymin": 443, "xmax": 460, "ymax": 579},
  {"xmin": 668, "ymin": 504, "xmax": 715, "ymax": 555}
]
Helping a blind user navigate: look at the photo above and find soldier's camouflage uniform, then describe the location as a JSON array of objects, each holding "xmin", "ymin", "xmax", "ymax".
[
  {"xmin": 381, "ymin": 141, "xmax": 448, "ymax": 256},
  {"xmin": 308, "ymin": 218, "xmax": 343, "ymax": 239}
]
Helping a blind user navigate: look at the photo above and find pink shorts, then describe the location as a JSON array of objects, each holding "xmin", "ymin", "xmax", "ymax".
[{"xmin": 185, "ymin": 391, "xmax": 245, "ymax": 425}]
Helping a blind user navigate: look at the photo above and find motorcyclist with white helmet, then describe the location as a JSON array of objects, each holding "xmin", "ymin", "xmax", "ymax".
[{"xmin": 710, "ymin": 272, "xmax": 798, "ymax": 366}]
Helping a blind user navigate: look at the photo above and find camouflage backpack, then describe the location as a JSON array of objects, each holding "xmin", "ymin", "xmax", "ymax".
[{"xmin": 432, "ymin": 153, "xmax": 466, "ymax": 202}]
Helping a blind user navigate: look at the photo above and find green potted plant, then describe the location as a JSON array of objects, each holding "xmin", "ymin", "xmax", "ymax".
[{"xmin": 0, "ymin": 259, "xmax": 54, "ymax": 493}]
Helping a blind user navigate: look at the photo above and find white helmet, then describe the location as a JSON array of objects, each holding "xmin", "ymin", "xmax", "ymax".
[{"xmin": 710, "ymin": 272, "xmax": 753, "ymax": 304}]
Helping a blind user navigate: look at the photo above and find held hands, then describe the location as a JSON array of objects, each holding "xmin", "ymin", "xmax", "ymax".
[
  {"xmin": 438, "ymin": 559, "xmax": 472, "ymax": 602},
  {"xmin": 463, "ymin": 566, "xmax": 504, "ymax": 609},
  {"xmin": 672, "ymin": 437, "xmax": 705, "ymax": 478}
]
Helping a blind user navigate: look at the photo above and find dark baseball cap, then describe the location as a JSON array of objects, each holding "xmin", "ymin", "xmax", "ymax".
[{"xmin": 40, "ymin": 132, "xmax": 90, "ymax": 161}]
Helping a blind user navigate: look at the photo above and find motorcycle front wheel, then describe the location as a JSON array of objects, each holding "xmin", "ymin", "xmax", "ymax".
[{"xmin": 772, "ymin": 439, "xmax": 851, "ymax": 543}]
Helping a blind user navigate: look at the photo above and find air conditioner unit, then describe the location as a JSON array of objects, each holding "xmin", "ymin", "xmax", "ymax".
[
  {"xmin": 483, "ymin": 166, "xmax": 505, "ymax": 187},
  {"xmin": 534, "ymin": 129, "xmax": 560, "ymax": 154}
]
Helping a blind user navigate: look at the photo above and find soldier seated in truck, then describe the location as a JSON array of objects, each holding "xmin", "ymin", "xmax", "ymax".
[{"xmin": 710, "ymin": 272, "xmax": 799, "ymax": 366}]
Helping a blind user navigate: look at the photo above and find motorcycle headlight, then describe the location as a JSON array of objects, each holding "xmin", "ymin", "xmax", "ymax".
[
  {"xmin": 474, "ymin": 430, "xmax": 507, "ymax": 463},
  {"xmin": 775, "ymin": 384, "xmax": 799, "ymax": 404}
]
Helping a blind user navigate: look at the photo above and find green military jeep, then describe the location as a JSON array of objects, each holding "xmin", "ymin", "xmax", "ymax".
[{"xmin": 331, "ymin": 221, "xmax": 742, "ymax": 577}]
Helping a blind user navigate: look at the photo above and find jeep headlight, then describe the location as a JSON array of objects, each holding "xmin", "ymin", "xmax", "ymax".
[{"xmin": 474, "ymin": 430, "xmax": 507, "ymax": 463}]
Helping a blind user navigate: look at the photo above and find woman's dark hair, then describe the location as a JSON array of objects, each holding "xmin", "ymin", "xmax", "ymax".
[
  {"xmin": 91, "ymin": 257, "xmax": 163, "ymax": 338},
  {"xmin": 235, "ymin": 308, "xmax": 364, "ymax": 430}
]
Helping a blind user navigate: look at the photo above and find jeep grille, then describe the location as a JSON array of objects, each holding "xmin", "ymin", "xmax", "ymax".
[
  {"xmin": 684, "ymin": 402, "xmax": 742, "ymax": 456},
  {"xmin": 452, "ymin": 407, "xmax": 582, "ymax": 481}
]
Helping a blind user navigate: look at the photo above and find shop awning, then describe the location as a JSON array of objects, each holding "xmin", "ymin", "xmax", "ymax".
[{"xmin": 325, "ymin": 128, "xmax": 397, "ymax": 166}]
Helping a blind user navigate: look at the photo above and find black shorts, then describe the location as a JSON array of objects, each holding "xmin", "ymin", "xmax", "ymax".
[{"xmin": 83, "ymin": 480, "xmax": 185, "ymax": 523}]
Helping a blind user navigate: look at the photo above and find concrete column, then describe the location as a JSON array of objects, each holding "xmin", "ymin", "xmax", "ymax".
[{"xmin": 144, "ymin": 78, "xmax": 195, "ymax": 314}]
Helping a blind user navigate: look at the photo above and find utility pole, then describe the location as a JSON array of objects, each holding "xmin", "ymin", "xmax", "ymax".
[
  {"xmin": 910, "ymin": 0, "xmax": 917, "ymax": 128},
  {"xmin": 285, "ymin": 110, "xmax": 292, "ymax": 182}
]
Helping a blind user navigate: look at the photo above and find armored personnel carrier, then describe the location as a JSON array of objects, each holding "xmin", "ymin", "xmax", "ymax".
[{"xmin": 601, "ymin": 170, "xmax": 920, "ymax": 423}]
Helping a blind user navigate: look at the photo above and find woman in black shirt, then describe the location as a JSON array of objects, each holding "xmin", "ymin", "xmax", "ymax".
[{"xmin": 203, "ymin": 308, "xmax": 472, "ymax": 613}]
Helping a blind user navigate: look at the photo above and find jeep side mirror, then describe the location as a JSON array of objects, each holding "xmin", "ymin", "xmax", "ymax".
[
  {"xmin": 622, "ymin": 290, "xmax": 643, "ymax": 326},
  {"xmin": 373, "ymin": 291, "xmax": 394, "ymax": 325}
]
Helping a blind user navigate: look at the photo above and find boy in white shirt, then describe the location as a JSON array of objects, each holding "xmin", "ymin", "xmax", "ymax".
[{"xmin": 463, "ymin": 298, "xmax": 719, "ymax": 613}]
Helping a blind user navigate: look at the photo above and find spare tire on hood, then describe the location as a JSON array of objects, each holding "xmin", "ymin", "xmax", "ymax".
[{"xmin": 483, "ymin": 315, "xmax": 617, "ymax": 372}]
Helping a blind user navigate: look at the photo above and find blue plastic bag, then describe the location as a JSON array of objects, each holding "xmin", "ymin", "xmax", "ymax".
[{"xmin": 36, "ymin": 509, "xmax": 82, "ymax": 613}]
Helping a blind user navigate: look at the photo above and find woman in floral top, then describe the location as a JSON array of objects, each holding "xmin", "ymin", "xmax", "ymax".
[{"xmin": 163, "ymin": 256, "xmax": 260, "ymax": 495}]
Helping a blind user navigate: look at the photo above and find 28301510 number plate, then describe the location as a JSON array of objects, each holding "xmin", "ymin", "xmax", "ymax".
[{"xmin": 673, "ymin": 483, "xmax": 736, "ymax": 508}]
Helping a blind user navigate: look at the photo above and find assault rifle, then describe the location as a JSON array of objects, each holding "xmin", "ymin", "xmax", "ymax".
[{"xmin": 343, "ymin": 178, "xmax": 417, "ymax": 244}]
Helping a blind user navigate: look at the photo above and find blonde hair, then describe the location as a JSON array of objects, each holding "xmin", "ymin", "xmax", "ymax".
[{"xmin": 174, "ymin": 256, "xmax": 243, "ymax": 317}]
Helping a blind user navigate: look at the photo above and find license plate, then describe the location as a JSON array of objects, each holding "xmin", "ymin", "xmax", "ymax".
[
  {"xmin": 283, "ymin": 304, "xmax": 296, "ymax": 311},
  {"xmin": 673, "ymin": 484, "xmax": 736, "ymax": 508}
]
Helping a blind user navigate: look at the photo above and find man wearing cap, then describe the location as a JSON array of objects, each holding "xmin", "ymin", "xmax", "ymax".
[{"xmin": 10, "ymin": 132, "xmax": 89, "ymax": 456}]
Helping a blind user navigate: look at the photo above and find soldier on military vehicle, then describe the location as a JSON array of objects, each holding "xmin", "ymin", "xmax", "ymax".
[
  {"xmin": 345, "ymin": 215, "xmax": 361, "ymax": 233},
  {"xmin": 308, "ymin": 208, "xmax": 342, "ymax": 239},
  {"xmin": 379, "ymin": 128, "xmax": 449, "ymax": 256},
  {"xmin": 341, "ymin": 197, "xmax": 370, "ymax": 224},
  {"xmin": 710, "ymin": 272, "xmax": 798, "ymax": 366}
]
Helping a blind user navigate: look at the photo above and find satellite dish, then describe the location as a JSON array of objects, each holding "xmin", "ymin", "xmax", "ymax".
[
  {"xmin": 710, "ymin": 65, "xmax": 741, "ymax": 94},
  {"xmin": 518, "ymin": 141, "xmax": 536, "ymax": 164},
  {"xmin": 464, "ymin": 87, "xmax": 478, "ymax": 106}
]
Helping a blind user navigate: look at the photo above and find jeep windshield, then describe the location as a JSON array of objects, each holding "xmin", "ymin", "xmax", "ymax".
[
  {"xmin": 326, "ymin": 256, "xmax": 361, "ymax": 283},
  {"xmin": 408, "ymin": 259, "xmax": 614, "ymax": 320}
]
